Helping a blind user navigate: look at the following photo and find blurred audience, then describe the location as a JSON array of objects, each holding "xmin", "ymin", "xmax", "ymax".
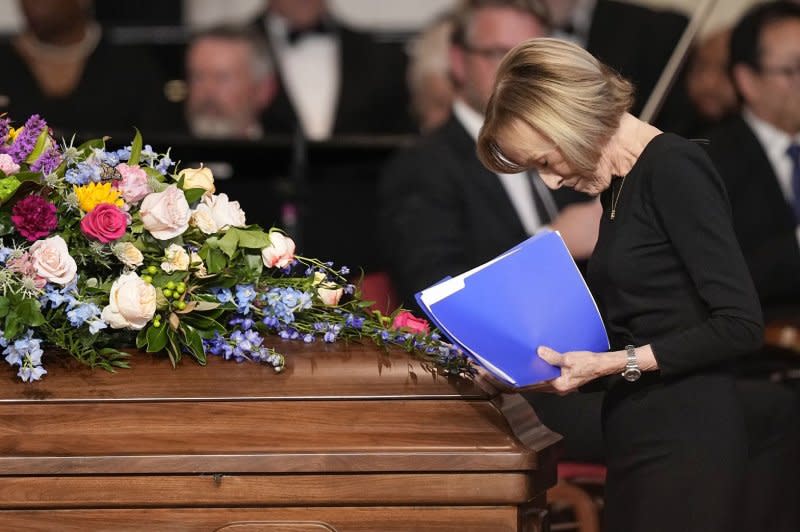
[
  {"xmin": 252, "ymin": 0, "xmax": 413, "ymax": 139},
  {"xmin": 0, "ymin": 0, "xmax": 172, "ymax": 136},
  {"xmin": 543, "ymin": 0, "xmax": 691, "ymax": 133},
  {"xmin": 185, "ymin": 26, "xmax": 277, "ymax": 139},
  {"xmin": 406, "ymin": 15, "xmax": 456, "ymax": 133},
  {"xmin": 685, "ymin": 27, "xmax": 738, "ymax": 134},
  {"xmin": 379, "ymin": 0, "xmax": 603, "ymax": 463}
]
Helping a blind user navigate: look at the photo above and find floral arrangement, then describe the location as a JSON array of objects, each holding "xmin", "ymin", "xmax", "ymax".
[{"xmin": 0, "ymin": 115, "xmax": 471, "ymax": 382}]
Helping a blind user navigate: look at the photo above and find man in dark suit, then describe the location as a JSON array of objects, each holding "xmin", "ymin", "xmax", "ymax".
[
  {"xmin": 545, "ymin": 0, "xmax": 691, "ymax": 133},
  {"xmin": 706, "ymin": 1, "xmax": 800, "ymax": 319},
  {"xmin": 252, "ymin": 0, "xmax": 413, "ymax": 139},
  {"xmin": 379, "ymin": 0, "xmax": 603, "ymax": 463},
  {"xmin": 704, "ymin": 5, "xmax": 800, "ymax": 530}
]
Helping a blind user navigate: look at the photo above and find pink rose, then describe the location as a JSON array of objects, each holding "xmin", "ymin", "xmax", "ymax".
[
  {"xmin": 80, "ymin": 202, "xmax": 128, "ymax": 243},
  {"xmin": 139, "ymin": 185, "xmax": 191, "ymax": 240},
  {"xmin": 391, "ymin": 311, "xmax": 430, "ymax": 335},
  {"xmin": 0, "ymin": 153, "xmax": 20, "ymax": 175},
  {"xmin": 261, "ymin": 231, "xmax": 296, "ymax": 268},
  {"xmin": 29, "ymin": 235, "xmax": 77, "ymax": 286},
  {"xmin": 115, "ymin": 163, "xmax": 152, "ymax": 203}
]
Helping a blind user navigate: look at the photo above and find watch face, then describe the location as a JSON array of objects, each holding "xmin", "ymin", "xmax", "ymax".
[{"xmin": 623, "ymin": 367, "xmax": 642, "ymax": 382}]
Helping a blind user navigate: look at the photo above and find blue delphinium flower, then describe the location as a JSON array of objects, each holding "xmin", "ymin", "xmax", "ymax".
[
  {"xmin": 235, "ymin": 284, "xmax": 257, "ymax": 314},
  {"xmin": 156, "ymin": 153, "xmax": 173, "ymax": 174},
  {"xmin": 140, "ymin": 144, "xmax": 158, "ymax": 165},
  {"xmin": 3, "ymin": 329, "xmax": 46, "ymax": 382},
  {"xmin": 0, "ymin": 247, "xmax": 13, "ymax": 265},
  {"xmin": 115, "ymin": 146, "xmax": 132, "ymax": 161},
  {"xmin": 66, "ymin": 302, "xmax": 102, "ymax": 328},
  {"xmin": 345, "ymin": 314, "xmax": 364, "ymax": 329},
  {"xmin": 212, "ymin": 287, "xmax": 234, "ymax": 304}
]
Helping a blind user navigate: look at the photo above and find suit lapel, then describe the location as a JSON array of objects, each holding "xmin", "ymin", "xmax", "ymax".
[{"xmin": 442, "ymin": 118, "xmax": 528, "ymax": 237}]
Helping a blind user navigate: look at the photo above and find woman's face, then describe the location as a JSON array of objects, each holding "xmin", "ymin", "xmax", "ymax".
[{"xmin": 495, "ymin": 118, "xmax": 605, "ymax": 195}]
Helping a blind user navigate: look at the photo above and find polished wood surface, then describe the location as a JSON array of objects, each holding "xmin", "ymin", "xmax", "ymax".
[{"xmin": 0, "ymin": 344, "xmax": 559, "ymax": 531}]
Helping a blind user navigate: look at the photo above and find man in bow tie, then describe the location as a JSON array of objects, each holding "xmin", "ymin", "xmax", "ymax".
[{"xmin": 253, "ymin": 0, "xmax": 413, "ymax": 139}]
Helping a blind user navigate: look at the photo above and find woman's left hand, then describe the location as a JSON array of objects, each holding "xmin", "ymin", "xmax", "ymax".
[{"xmin": 537, "ymin": 346, "xmax": 615, "ymax": 393}]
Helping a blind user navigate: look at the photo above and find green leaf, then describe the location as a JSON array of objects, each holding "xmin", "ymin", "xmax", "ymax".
[
  {"xmin": 244, "ymin": 252, "xmax": 263, "ymax": 276},
  {"xmin": 218, "ymin": 229, "xmax": 239, "ymax": 258},
  {"xmin": 145, "ymin": 323, "xmax": 168, "ymax": 353},
  {"xmin": 4, "ymin": 315, "xmax": 22, "ymax": 340},
  {"xmin": 128, "ymin": 128, "xmax": 143, "ymax": 166},
  {"xmin": 16, "ymin": 298, "xmax": 45, "ymax": 327},
  {"xmin": 136, "ymin": 327, "xmax": 148, "ymax": 349},
  {"xmin": 183, "ymin": 187, "xmax": 206, "ymax": 204},
  {"xmin": 199, "ymin": 245, "xmax": 226, "ymax": 274},
  {"xmin": 76, "ymin": 138, "xmax": 105, "ymax": 153},
  {"xmin": 0, "ymin": 296, "xmax": 8, "ymax": 319},
  {"xmin": 235, "ymin": 228, "xmax": 271, "ymax": 249},
  {"xmin": 181, "ymin": 324, "xmax": 206, "ymax": 365},
  {"xmin": 25, "ymin": 129, "xmax": 51, "ymax": 164}
]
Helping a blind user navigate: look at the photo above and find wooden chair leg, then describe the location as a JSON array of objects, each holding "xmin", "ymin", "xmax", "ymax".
[{"xmin": 548, "ymin": 480, "xmax": 601, "ymax": 532}]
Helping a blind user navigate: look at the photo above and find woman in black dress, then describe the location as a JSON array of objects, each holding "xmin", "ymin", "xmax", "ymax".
[{"xmin": 477, "ymin": 38, "xmax": 764, "ymax": 532}]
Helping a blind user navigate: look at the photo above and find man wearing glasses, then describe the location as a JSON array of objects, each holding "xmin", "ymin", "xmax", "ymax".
[
  {"xmin": 707, "ymin": 2, "xmax": 800, "ymax": 322},
  {"xmin": 705, "ymin": 3, "xmax": 800, "ymax": 531}
]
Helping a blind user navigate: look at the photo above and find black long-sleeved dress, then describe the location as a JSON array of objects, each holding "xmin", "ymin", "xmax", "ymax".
[{"xmin": 586, "ymin": 133, "xmax": 763, "ymax": 532}]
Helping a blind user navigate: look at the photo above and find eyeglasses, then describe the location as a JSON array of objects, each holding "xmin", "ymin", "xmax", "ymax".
[
  {"xmin": 462, "ymin": 44, "xmax": 514, "ymax": 62},
  {"xmin": 759, "ymin": 63, "xmax": 800, "ymax": 82}
]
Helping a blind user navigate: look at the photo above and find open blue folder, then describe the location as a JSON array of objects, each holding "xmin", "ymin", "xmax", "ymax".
[{"xmin": 415, "ymin": 231, "xmax": 609, "ymax": 388}]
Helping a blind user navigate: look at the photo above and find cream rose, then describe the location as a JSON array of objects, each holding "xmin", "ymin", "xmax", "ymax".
[
  {"xmin": 317, "ymin": 285, "xmax": 344, "ymax": 306},
  {"xmin": 161, "ymin": 244, "xmax": 190, "ymax": 273},
  {"xmin": 113, "ymin": 242, "xmax": 144, "ymax": 268},
  {"xmin": 179, "ymin": 166, "xmax": 215, "ymax": 195},
  {"xmin": 139, "ymin": 185, "xmax": 191, "ymax": 240},
  {"xmin": 190, "ymin": 193, "xmax": 246, "ymax": 235},
  {"xmin": 261, "ymin": 231, "xmax": 296, "ymax": 268},
  {"xmin": 101, "ymin": 272, "xmax": 157, "ymax": 330},
  {"xmin": 29, "ymin": 235, "xmax": 77, "ymax": 286}
]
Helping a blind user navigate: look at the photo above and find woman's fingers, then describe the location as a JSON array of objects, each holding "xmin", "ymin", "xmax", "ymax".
[{"xmin": 537, "ymin": 345, "xmax": 563, "ymax": 366}]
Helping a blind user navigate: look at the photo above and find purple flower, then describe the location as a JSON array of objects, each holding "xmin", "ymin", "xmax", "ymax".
[
  {"xmin": 8, "ymin": 115, "xmax": 46, "ymax": 164},
  {"xmin": 11, "ymin": 195, "xmax": 58, "ymax": 241},
  {"xmin": 0, "ymin": 117, "xmax": 10, "ymax": 145},
  {"xmin": 31, "ymin": 145, "xmax": 62, "ymax": 175}
]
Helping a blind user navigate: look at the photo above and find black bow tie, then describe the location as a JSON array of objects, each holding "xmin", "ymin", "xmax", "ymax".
[{"xmin": 287, "ymin": 22, "xmax": 332, "ymax": 44}]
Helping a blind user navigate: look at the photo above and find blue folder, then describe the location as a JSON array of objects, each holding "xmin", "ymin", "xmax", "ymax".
[{"xmin": 415, "ymin": 231, "xmax": 609, "ymax": 388}]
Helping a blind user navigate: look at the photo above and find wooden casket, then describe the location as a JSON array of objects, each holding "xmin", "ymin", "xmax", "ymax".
[{"xmin": 0, "ymin": 343, "xmax": 560, "ymax": 532}]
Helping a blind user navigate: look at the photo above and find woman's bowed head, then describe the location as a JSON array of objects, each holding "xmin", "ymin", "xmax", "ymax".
[
  {"xmin": 476, "ymin": 38, "xmax": 663, "ymax": 393},
  {"xmin": 477, "ymin": 38, "xmax": 660, "ymax": 197}
]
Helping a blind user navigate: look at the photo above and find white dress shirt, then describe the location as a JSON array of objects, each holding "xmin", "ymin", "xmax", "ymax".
[
  {"xmin": 452, "ymin": 99, "xmax": 556, "ymax": 235},
  {"xmin": 267, "ymin": 16, "xmax": 341, "ymax": 140},
  {"xmin": 743, "ymin": 108, "xmax": 800, "ymax": 243}
]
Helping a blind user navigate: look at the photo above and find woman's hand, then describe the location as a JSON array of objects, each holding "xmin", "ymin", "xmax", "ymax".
[
  {"xmin": 537, "ymin": 344, "xmax": 658, "ymax": 394},
  {"xmin": 537, "ymin": 346, "xmax": 624, "ymax": 393}
]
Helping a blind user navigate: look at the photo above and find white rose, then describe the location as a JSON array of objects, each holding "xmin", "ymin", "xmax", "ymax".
[
  {"xmin": 178, "ymin": 166, "xmax": 215, "ymax": 195},
  {"xmin": 261, "ymin": 231, "xmax": 296, "ymax": 268},
  {"xmin": 113, "ymin": 242, "xmax": 144, "ymax": 268},
  {"xmin": 161, "ymin": 244, "xmax": 190, "ymax": 273},
  {"xmin": 190, "ymin": 194, "xmax": 246, "ymax": 235},
  {"xmin": 317, "ymin": 285, "xmax": 344, "ymax": 306},
  {"xmin": 101, "ymin": 272, "xmax": 157, "ymax": 330},
  {"xmin": 190, "ymin": 204, "xmax": 218, "ymax": 234},
  {"xmin": 29, "ymin": 235, "xmax": 77, "ymax": 286},
  {"xmin": 139, "ymin": 185, "xmax": 191, "ymax": 240}
]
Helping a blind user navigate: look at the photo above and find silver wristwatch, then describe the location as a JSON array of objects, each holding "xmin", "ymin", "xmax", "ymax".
[{"xmin": 621, "ymin": 344, "xmax": 641, "ymax": 382}]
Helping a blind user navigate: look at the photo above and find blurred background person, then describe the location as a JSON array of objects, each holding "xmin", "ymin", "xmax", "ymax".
[
  {"xmin": 684, "ymin": 27, "xmax": 738, "ymax": 135},
  {"xmin": 0, "ymin": 0, "xmax": 171, "ymax": 136},
  {"xmin": 406, "ymin": 14, "xmax": 456, "ymax": 133},
  {"xmin": 252, "ymin": 0, "xmax": 413, "ymax": 139},
  {"xmin": 542, "ymin": 0, "xmax": 692, "ymax": 133},
  {"xmin": 185, "ymin": 26, "xmax": 277, "ymax": 140},
  {"xmin": 380, "ymin": 0, "xmax": 604, "ymax": 464}
]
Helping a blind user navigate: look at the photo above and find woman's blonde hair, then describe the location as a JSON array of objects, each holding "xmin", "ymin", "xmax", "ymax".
[{"xmin": 477, "ymin": 38, "xmax": 634, "ymax": 176}]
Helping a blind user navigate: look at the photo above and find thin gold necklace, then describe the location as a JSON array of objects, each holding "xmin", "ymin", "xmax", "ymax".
[{"xmin": 609, "ymin": 175, "xmax": 626, "ymax": 220}]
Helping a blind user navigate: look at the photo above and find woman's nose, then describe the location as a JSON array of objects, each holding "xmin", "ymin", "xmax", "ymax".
[{"xmin": 538, "ymin": 170, "xmax": 562, "ymax": 189}]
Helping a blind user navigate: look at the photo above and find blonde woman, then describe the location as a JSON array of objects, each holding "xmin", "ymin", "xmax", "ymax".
[{"xmin": 478, "ymin": 38, "xmax": 765, "ymax": 531}]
